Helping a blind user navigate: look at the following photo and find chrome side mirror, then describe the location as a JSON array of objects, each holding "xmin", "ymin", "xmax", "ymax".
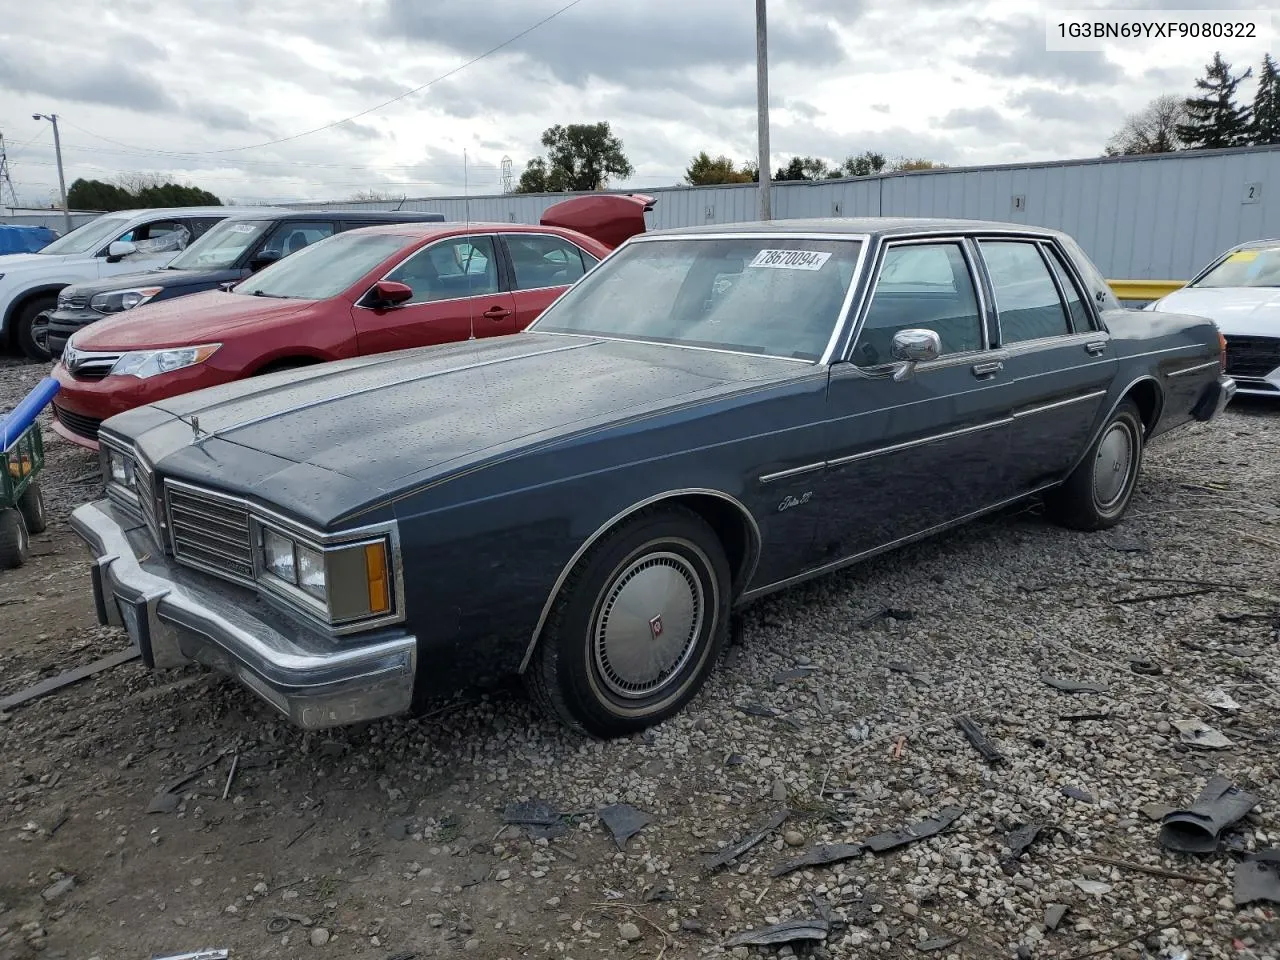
[{"xmin": 890, "ymin": 328, "xmax": 941, "ymax": 382}]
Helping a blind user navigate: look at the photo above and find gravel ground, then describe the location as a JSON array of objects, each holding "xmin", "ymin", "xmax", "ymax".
[{"xmin": 0, "ymin": 354, "xmax": 1278, "ymax": 960}]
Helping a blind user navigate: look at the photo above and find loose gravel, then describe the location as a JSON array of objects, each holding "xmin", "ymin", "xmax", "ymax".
[{"xmin": 1, "ymin": 355, "xmax": 1277, "ymax": 960}]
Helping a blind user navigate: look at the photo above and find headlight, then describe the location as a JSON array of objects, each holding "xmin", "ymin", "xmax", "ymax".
[
  {"xmin": 258, "ymin": 525, "xmax": 392, "ymax": 623},
  {"xmin": 109, "ymin": 343, "xmax": 220, "ymax": 379},
  {"xmin": 106, "ymin": 448, "xmax": 136, "ymax": 489},
  {"xmin": 90, "ymin": 287, "xmax": 163, "ymax": 313}
]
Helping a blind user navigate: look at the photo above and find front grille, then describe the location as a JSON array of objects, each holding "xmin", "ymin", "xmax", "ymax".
[
  {"xmin": 1224, "ymin": 336, "xmax": 1280, "ymax": 379},
  {"xmin": 65, "ymin": 354, "xmax": 120, "ymax": 381},
  {"xmin": 134, "ymin": 461, "xmax": 165, "ymax": 547},
  {"xmin": 58, "ymin": 295, "xmax": 90, "ymax": 310},
  {"xmin": 167, "ymin": 485, "xmax": 255, "ymax": 582},
  {"xmin": 52, "ymin": 402, "xmax": 103, "ymax": 441}
]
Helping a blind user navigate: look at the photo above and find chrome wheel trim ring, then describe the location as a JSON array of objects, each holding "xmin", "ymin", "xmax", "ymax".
[
  {"xmin": 591, "ymin": 549, "xmax": 705, "ymax": 700},
  {"xmin": 1092, "ymin": 420, "xmax": 1135, "ymax": 510}
]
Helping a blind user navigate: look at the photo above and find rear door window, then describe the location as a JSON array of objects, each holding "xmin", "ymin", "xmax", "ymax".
[
  {"xmin": 504, "ymin": 233, "xmax": 595, "ymax": 289},
  {"xmin": 978, "ymin": 241, "xmax": 1071, "ymax": 344}
]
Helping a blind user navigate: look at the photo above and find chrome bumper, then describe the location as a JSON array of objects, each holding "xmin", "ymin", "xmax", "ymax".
[
  {"xmin": 70, "ymin": 499, "xmax": 417, "ymax": 730},
  {"xmin": 1194, "ymin": 374, "xmax": 1236, "ymax": 421}
]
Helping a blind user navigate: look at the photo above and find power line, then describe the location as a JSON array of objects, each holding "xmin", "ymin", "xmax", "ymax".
[{"xmin": 59, "ymin": 0, "xmax": 586, "ymax": 159}]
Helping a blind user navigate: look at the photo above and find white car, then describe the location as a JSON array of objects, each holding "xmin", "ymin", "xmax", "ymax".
[
  {"xmin": 1146, "ymin": 239, "xmax": 1280, "ymax": 398},
  {"xmin": 0, "ymin": 206, "xmax": 264, "ymax": 360}
]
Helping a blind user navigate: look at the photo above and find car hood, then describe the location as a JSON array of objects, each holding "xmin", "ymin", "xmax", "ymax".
[
  {"xmin": 1154, "ymin": 286, "xmax": 1280, "ymax": 337},
  {"xmin": 72, "ymin": 289, "xmax": 318, "ymax": 349},
  {"xmin": 62, "ymin": 267, "xmax": 237, "ymax": 299},
  {"xmin": 107, "ymin": 333, "xmax": 800, "ymax": 519},
  {"xmin": 0, "ymin": 252, "xmax": 78, "ymax": 270}
]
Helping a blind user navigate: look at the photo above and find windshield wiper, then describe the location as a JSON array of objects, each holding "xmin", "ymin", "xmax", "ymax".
[{"xmin": 251, "ymin": 290, "xmax": 286, "ymax": 298}]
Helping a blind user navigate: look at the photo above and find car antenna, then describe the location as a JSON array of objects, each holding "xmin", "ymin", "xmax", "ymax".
[{"xmin": 465, "ymin": 148, "xmax": 476, "ymax": 342}]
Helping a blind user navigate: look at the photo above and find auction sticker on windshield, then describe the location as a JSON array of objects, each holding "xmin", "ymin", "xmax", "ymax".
[{"xmin": 749, "ymin": 249, "xmax": 832, "ymax": 270}]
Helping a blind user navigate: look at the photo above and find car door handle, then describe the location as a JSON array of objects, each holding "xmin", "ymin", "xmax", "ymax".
[
  {"xmin": 482, "ymin": 306, "xmax": 511, "ymax": 320},
  {"xmin": 971, "ymin": 360, "xmax": 1003, "ymax": 378},
  {"xmin": 1084, "ymin": 340, "xmax": 1107, "ymax": 355}
]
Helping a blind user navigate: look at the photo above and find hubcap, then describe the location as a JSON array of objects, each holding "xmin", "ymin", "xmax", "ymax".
[
  {"xmin": 1092, "ymin": 421, "xmax": 1134, "ymax": 509},
  {"xmin": 592, "ymin": 551, "xmax": 704, "ymax": 699}
]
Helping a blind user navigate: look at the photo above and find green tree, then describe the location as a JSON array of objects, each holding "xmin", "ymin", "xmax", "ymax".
[
  {"xmin": 773, "ymin": 156, "xmax": 834, "ymax": 181},
  {"xmin": 840, "ymin": 151, "xmax": 887, "ymax": 177},
  {"xmin": 1253, "ymin": 53, "xmax": 1280, "ymax": 145},
  {"xmin": 67, "ymin": 178, "xmax": 133, "ymax": 211},
  {"xmin": 515, "ymin": 122, "xmax": 634, "ymax": 193},
  {"xmin": 1177, "ymin": 51, "xmax": 1254, "ymax": 149},
  {"xmin": 684, "ymin": 152, "xmax": 755, "ymax": 185},
  {"xmin": 66, "ymin": 176, "xmax": 221, "ymax": 211}
]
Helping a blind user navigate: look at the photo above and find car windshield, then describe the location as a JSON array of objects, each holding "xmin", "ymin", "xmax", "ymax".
[
  {"xmin": 234, "ymin": 232, "xmax": 410, "ymax": 299},
  {"xmin": 1193, "ymin": 244, "xmax": 1280, "ymax": 288},
  {"xmin": 36, "ymin": 216, "xmax": 132, "ymax": 255},
  {"xmin": 167, "ymin": 219, "xmax": 272, "ymax": 270},
  {"xmin": 529, "ymin": 236, "xmax": 862, "ymax": 361}
]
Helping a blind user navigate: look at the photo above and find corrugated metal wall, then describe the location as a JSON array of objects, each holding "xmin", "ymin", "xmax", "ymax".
[
  {"xmin": 282, "ymin": 145, "xmax": 1280, "ymax": 280},
  {"xmin": 0, "ymin": 210, "xmax": 102, "ymax": 231}
]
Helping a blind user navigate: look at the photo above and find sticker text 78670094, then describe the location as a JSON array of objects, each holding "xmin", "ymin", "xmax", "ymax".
[{"xmin": 749, "ymin": 249, "xmax": 832, "ymax": 271}]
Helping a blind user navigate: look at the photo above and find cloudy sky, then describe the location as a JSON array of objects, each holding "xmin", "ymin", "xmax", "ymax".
[{"xmin": 0, "ymin": 0, "xmax": 1273, "ymax": 206}]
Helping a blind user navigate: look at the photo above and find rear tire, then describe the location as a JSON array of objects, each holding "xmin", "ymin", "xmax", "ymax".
[
  {"xmin": 0, "ymin": 508, "xmax": 30, "ymax": 569},
  {"xmin": 1046, "ymin": 399, "xmax": 1144, "ymax": 531},
  {"xmin": 17, "ymin": 481, "xmax": 47, "ymax": 535},
  {"xmin": 525, "ymin": 506, "xmax": 732, "ymax": 738},
  {"xmin": 14, "ymin": 294, "xmax": 57, "ymax": 362}
]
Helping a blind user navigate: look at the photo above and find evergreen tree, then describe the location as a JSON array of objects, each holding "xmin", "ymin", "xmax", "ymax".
[
  {"xmin": 1177, "ymin": 51, "xmax": 1254, "ymax": 149},
  {"xmin": 1253, "ymin": 53, "xmax": 1280, "ymax": 146}
]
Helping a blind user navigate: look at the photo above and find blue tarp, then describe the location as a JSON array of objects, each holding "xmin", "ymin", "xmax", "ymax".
[{"xmin": 0, "ymin": 224, "xmax": 58, "ymax": 254}]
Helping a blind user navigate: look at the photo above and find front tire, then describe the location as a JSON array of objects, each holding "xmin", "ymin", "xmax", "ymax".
[
  {"xmin": 525, "ymin": 506, "xmax": 732, "ymax": 738},
  {"xmin": 14, "ymin": 295, "xmax": 57, "ymax": 362},
  {"xmin": 0, "ymin": 508, "xmax": 30, "ymax": 569},
  {"xmin": 1047, "ymin": 399, "xmax": 1144, "ymax": 531}
]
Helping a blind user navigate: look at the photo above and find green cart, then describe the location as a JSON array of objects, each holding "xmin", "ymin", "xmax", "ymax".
[{"xmin": 1, "ymin": 418, "xmax": 48, "ymax": 569}]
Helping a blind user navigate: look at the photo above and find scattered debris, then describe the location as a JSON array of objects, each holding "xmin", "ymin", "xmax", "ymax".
[
  {"xmin": 1139, "ymin": 802, "xmax": 1174, "ymax": 822},
  {"xmin": 772, "ymin": 666, "xmax": 820, "ymax": 684},
  {"xmin": 40, "ymin": 876, "xmax": 74, "ymax": 901},
  {"xmin": 150, "ymin": 952, "xmax": 230, "ymax": 960},
  {"xmin": 1041, "ymin": 674, "xmax": 1109, "ymax": 695},
  {"xmin": 1160, "ymin": 776, "xmax": 1258, "ymax": 853},
  {"xmin": 954, "ymin": 715, "xmax": 1004, "ymax": 764},
  {"xmin": 1006, "ymin": 824, "xmax": 1043, "ymax": 859},
  {"xmin": 1071, "ymin": 879, "xmax": 1114, "ymax": 895},
  {"xmin": 598, "ymin": 803, "xmax": 652, "ymax": 850},
  {"xmin": 1219, "ymin": 610, "xmax": 1270, "ymax": 623},
  {"xmin": 1200, "ymin": 687, "xmax": 1242, "ymax": 713},
  {"xmin": 1062, "ymin": 785, "xmax": 1095, "ymax": 803},
  {"xmin": 504, "ymin": 799, "xmax": 569, "ymax": 840},
  {"xmin": 1043, "ymin": 904, "xmax": 1068, "ymax": 931},
  {"xmin": 283, "ymin": 821, "xmax": 317, "ymax": 849},
  {"xmin": 0, "ymin": 648, "xmax": 140, "ymax": 711},
  {"xmin": 724, "ymin": 916, "xmax": 829, "ymax": 948},
  {"xmin": 772, "ymin": 806, "xmax": 963, "ymax": 877},
  {"xmin": 642, "ymin": 885, "xmax": 676, "ymax": 903},
  {"xmin": 857, "ymin": 607, "xmax": 914, "ymax": 629},
  {"xmin": 1234, "ymin": 849, "xmax": 1280, "ymax": 906},
  {"xmin": 1128, "ymin": 658, "xmax": 1164, "ymax": 676},
  {"xmin": 1060, "ymin": 711, "xmax": 1111, "ymax": 722},
  {"xmin": 919, "ymin": 935, "xmax": 961, "ymax": 951},
  {"xmin": 703, "ymin": 808, "xmax": 790, "ymax": 872},
  {"xmin": 1171, "ymin": 718, "xmax": 1235, "ymax": 750},
  {"xmin": 1114, "ymin": 587, "xmax": 1217, "ymax": 604},
  {"xmin": 1078, "ymin": 853, "xmax": 1214, "ymax": 884},
  {"xmin": 147, "ymin": 791, "xmax": 183, "ymax": 815},
  {"xmin": 221, "ymin": 752, "xmax": 239, "ymax": 801}
]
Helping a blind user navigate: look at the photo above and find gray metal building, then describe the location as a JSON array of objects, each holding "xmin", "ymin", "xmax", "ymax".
[{"xmin": 281, "ymin": 144, "xmax": 1280, "ymax": 281}]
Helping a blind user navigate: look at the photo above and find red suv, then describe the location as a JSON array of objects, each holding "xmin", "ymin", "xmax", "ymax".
[{"xmin": 51, "ymin": 195, "xmax": 652, "ymax": 448}]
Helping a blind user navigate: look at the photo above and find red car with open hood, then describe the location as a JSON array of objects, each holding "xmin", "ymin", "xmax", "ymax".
[{"xmin": 50, "ymin": 194, "xmax": 653, "ymax": 449}]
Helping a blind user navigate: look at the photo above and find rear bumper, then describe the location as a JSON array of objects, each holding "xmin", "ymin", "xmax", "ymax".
[
  {"xmin": 1193, "ymin": 374, "xmax": 1237, "ymax": 421},
  {"xmin": 70, "ymin": 499, "xmax": 417, "ymax": 730}
]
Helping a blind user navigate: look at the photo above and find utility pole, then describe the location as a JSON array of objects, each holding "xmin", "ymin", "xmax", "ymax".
[
  {"xmin": 0, "ymin": 131, "xmax": 18, "ymax": 208},
  {"xmin": 755, "ymin": 0, "xmax": 772, "ymax": 221},
  {"xmin": 32, "ymin": 113, "xmax": 71, "ymax": 233}
]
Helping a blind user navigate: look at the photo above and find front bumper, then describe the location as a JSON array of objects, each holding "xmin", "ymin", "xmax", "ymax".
[
  {"xmin": 70, "ymin": 499, "xmax": 417, "ymax": 730},
  {"xmin": 46, "ymin": 306, "xmax": 103, "ymax": 359},
  {"xmin": 1193, "ymin": 374, "xmax": 1237, "ymax": 421}
]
